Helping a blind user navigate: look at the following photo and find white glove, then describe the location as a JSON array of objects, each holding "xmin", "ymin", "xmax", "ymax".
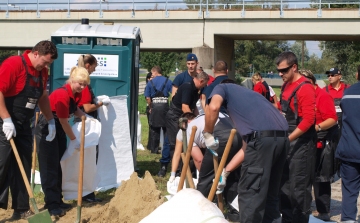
[
  {"xmin": 101, "ymin": 97, "xmax": 111, "ymax": 106},
  {"xmin": 216, "ymin": 168, "xmax": 230, "ymax": 195},
  {"xmin": 46, "ymin": 119, "xmax": 56, "ymax": 141},
  {"xmin": 203, "ymin": 132, "xmax": 219, "ymax": 151},
  {"xmin": 169, "ymin": 172, "xmax": 176, "ymax": 183},
  {"xmin": 2, "ymin": 117, "xmax": 16, "ymax": 140},
  {"xmin": 71, "ymin": 138, "xmax": 81, "ymax": 151}
]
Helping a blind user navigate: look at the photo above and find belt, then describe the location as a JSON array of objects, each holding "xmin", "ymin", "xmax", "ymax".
[{"xmin": 247, "ymin": 130, "xmax": 288, "ymax": 141}]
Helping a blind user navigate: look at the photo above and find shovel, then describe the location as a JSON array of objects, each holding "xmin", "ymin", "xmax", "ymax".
[
  {"xmin": 31, "ymin": 111, "xmax": 39, "ymax": 192},
  {"xmin": 177, "ymin": 126, "xmax": 197, "ymax": 192},
  {"xmin": 9, "ymin": 138, "xmax": 52, "ymax": 223},
  {"xmin": 75, "ymin": 116, "xmax": 86, "ymax": 223},
  {"xmin": 213, "ymin": 155, "xmax": 224, "ymax": 212},
  {"xmin": 179, "ymin": 118, "xmax": 195, "ymax": 189},
  {"xmin": 208, "ymin": 129, "xmax": 236, "ymax": 202}
]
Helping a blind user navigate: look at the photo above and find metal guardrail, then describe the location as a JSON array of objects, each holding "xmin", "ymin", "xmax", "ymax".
[{"xmin": 1, "ymin": 0, "xmax": 360, "ymax": 18}]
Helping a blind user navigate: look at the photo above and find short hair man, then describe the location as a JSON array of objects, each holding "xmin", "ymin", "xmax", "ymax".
[
  {"xmin": 200, "ymin": 60, "xmax": 230, "ymax": 112},
  {"xmin": 0, "ymin": 40, "xmax": 58, "ymax": 219},
  {"xmin": 203, "ymin": 82, "xmax": 289, "ymax": 223},
  {"xmin": 157, "ymin": 72, "xmax": 208, "ymax": 177},
  {"xmin": 335, "ymin": 69, "xmax": 360, "ymax": 222},
  {"xmin": 276, "ymin": 51, "xmax": 317, "ymax": 223},
  {"xmin": 144, "ymin": 66, "xmax": 172, "ymax": 154},
  {"xmin": 171, "ymin": 53, "xmax": 198, "ymax": 98},
  {"xmin": 324, "ymin": 67, "xmax": 349, "ymax": 130}
]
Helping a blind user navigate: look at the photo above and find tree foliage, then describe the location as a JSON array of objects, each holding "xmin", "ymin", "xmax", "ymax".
[
  {"xmin": 0, "ymin": 50, "xmax": 18, "ymax": 64},
  {"xmin": 140, "ymin": 52, "xmax": 187, "ymax": 77},
  {"xmin": 234, "ymin": 40, "xmax": 289, "ymax": 76},
  {"xmin": 290, "ymin": 41, "xmax": 309, "ymax": 69}
]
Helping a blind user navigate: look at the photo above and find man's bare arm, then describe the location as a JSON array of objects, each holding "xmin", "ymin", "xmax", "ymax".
[
  {"xmin": 171, "ymin": 86, "xmax": 178, "ymax": 98},
  {"xmin": 204, "ymin": 95, "xmax": 223, "ymax": 133},
  {"xmin": 0, "ymin": 92, "xmax": 10, "ymax": 119},
  {"xmin": 37, "ymin": 91, "xmax": 54, "ymax": 121}
]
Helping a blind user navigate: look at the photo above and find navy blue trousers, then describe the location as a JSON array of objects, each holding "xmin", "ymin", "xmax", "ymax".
[{"xmin": 340, "ymin": 161, "xmax": 360, "ymax": 221}]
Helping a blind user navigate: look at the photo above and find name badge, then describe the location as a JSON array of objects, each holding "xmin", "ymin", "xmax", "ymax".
[
  {"xmin": 335, "ymin": 106, "xmax": 342, "ymax": 113},
  {"xmin": 25, "ymin": 102, "xmax": 35, "ymax": 109}
]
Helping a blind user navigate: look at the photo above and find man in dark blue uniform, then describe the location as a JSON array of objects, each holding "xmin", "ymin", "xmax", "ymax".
[
  {"xmin": 200, "ymin": 60, "xmax": 230, "ymax": 112},
  {"xmin": 171, "ymin": 53, "xmax": 198, "ymax": 98},
  {"xmin": 204, "ymin": 83, "xmax": 289, "ymax": 223},
  {"xmin": 335, "ymin": 66, "xmax": 360, "ymax": 223},
  {"xmin": 144, "ymin": 66, "xmax": 172, "ymax": 154}
]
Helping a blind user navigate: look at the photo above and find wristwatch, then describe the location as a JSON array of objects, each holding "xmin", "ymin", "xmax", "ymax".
[{"xmin": 317, "ymin": 124, "xmax": 321, "ymax": 132}]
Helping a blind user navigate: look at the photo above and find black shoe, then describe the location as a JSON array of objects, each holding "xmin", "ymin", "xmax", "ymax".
[
  {"xmin": 11, "ymin": 209, "xmax": 34, "ymax": 220},
  {"xmin": 83, "ymin": 197, "xmax": 103, "ymax": 203},
  {"xmin": 60, "ymin": 202, "xmax": 72, "ymax": 211},
  {"xmin": 49, "ymin": 208, "xmax": 66, "ymax": 217},
  {"xmin": 157, "ymin": 165, "xmax": 167, "ymax": 177}
]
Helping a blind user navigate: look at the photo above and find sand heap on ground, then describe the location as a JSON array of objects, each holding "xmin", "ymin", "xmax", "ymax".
[{"xmin": 89, "ymin": 171, "xmax": 165, "ymax": 223}]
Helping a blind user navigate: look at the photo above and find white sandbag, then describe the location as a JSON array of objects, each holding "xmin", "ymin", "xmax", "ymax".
[
  {"xmin": 61, "ymin": 118, "xmax": 102, "ymax": 200},
  {"xmin": 96, "ymin": 95, "xmax": 134, "ymax": 191},
  {"xmin": 137, "ymin": 111, "xmax": 145, "ymax": 150},
  {"xmin": 140, "ymin": 188, "xmax": 228, "ymax": 223}
]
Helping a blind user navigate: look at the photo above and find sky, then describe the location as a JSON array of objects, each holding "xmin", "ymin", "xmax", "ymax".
[{"xmin": 289, "ymin": 41, "xmax": 322, "ymax": 58}]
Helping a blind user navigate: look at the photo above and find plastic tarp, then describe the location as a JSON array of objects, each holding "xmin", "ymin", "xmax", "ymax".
[
  {"xmin": 140, "ymin": 188, "xmax": 228, "ymax": 223},
  {"xmin": 61, "ymin": 117, "xmax": 102, "ymax": 200},
  {"xmin": 95, "ymin": 95, "xmax": 134, "ymax": 191},
  {"xmin": 137, "ymin": 111, "xmax": 145, "ymax": 150}
]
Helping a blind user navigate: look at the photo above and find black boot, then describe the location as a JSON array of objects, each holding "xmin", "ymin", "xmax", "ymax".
[{"xmin": 157, "ymin": 164, "xmax": 167, "ymax": 177}]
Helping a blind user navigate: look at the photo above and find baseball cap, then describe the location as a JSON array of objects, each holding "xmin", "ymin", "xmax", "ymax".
[
  {"xmin": 325, "ymin": 67, "xmax": 341, "ymax": 75},
  {"xmin": 186, "ymin": 53, "xmax": 198, "ymax": 62}
]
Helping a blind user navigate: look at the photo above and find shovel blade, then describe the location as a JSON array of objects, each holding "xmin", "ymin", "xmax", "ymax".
[{"xmin": 27, "ymin": 210, "xmax": 52, "ymax": 223}]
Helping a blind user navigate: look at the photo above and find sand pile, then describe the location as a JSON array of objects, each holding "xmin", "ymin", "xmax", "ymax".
[{"xmin": 89, "ymin": 171, "xmax": 165, "ymax": 223}]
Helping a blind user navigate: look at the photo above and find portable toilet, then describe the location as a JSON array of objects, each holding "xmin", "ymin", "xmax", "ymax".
[{"xmin": 50, "ymin": 18, "xmax": 142, "ymax": 170}]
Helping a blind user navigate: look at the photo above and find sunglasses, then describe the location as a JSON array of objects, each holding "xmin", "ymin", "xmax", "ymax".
[
  {"xmin": 277, "ymin": 64, "xmax": 294, "ymax": 74},
  {"xmin": 327, "ymin": 74, "xmax": 339, "ymax": 77}
]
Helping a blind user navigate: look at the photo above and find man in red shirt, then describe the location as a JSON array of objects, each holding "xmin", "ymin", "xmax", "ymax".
[
  {"xmin": 276, "ymin": 52, "xmax": 317, "ymax": 223},
  {"xmin": 0, "ymin": 40, "xmax": 58, "ymax": 219},
  {"xmin": 323, "ymin": 67, "xmax": 349, "ymax": 130}
]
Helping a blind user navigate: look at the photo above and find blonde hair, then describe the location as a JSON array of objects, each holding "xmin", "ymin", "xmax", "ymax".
[
  {"xmin": 67, "ymin": 66, "xmax": 90, "ymax": 84},
  {"xmin": 252, "ymin": 72, "xmax": 262, "ymax": 82}
]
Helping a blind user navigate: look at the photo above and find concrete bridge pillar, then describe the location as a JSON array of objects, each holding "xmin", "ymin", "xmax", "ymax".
[
  {"xmin": 214, "ymin": 36, "xmax": 235, "ymax": 80},
  {"xmin": 192, "ymin": 46, "xmax": 214, "ymax": 76}
]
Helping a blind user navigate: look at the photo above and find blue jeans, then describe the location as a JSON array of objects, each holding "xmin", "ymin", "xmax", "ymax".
[{"xmin": 159, "ymin": 135, "xmax": 171, "ymax": 165}]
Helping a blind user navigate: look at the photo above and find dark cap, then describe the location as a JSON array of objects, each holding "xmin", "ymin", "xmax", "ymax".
[
  {"xmin": 325, "ymin": 67, "xmax": 341, "ymax": 75},
  {"xmin": 186, "ymin": 53, "xmax": 198, "ymax": 61}
]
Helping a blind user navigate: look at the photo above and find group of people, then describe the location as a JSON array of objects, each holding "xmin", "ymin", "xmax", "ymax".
[
  {"xmin": 146, "ymin": 51, "xmax": 360, "ymax": 223},
  {"xmin": 0, "ymin": 40, "xmax": 110, "ymax": 219}
]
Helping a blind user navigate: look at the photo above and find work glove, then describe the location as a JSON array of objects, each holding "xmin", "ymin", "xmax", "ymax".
[
  {"xmin": 70, "ymin": 138, "xmax": 81, "ymax": 151},
  {"xmin": 203, "ymin": 132, "xmax": 219, "ymax": 151},
  {"xmin": 101, "ymin": 97, "xmax": 111, "ymax": 106},
  {"xmin": 216, "ymin": 168, "xmax": 230, "ymax": 195},
  {"xmin": 46, "ymin": 119, "xmax": 56, "ymax": 141},
  {"xmin": 169, "ymin": 172, "xmax": 176, "ymax": 183},
  {"xmin": 2, "ymin": 117, "xmax": 16, "ymax": 140}
]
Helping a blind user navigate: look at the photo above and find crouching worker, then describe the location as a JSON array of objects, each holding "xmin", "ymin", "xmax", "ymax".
[
  {"xmin": 169, "ymin": 112, "xmax": 244, "ymax": 221},
  {"xmin": 35, "ymin": 67, "xmax": 89, "ymax": 217}
]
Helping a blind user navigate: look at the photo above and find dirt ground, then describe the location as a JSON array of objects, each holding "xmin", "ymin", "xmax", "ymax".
[
  {"xmin": 0, "ymin": 171, "xmax": 164, "ymax": 223},
  {"xmin": 1, "ymin": 174, "xmax": 360, "ymax": 223}
]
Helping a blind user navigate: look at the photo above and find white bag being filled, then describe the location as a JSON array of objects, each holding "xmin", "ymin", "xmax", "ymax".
[
  {"xmin": 61, "ymin": 117, "xmax": 102, "ymax": 200},
  {"xmin": 140, "ymin": 188, "xmax": 228, "ymax": 223}
]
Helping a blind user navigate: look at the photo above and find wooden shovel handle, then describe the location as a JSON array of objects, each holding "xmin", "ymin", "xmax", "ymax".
[
  {"xmin": 213, "ymin": 156, "xmax": 224, "ymax": 212},
  {"xmin": 177, "ymin": 126, "xmax": 197, "ymax": 192},
  {"xmin": 77, "ymin": 116, "xmax": 86, "ymax": 206},
  {"xmin": 208, "ymin": 129, "xmax": 236, "ymax": 201},
  {"xmin": 31, "ymin": 112, "xmax": 39, "ymax": 178}
]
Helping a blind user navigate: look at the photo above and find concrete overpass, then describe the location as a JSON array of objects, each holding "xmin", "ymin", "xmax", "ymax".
[{"xmin": 1, "ymin": 9, "xmax": 360, "ymax": 76}]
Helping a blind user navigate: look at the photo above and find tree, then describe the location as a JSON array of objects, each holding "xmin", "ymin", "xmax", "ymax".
[
  {"xmin": 234, "ymin": 40, "xmax": 290, "ymax": 76},
  {"xmin": 140, "ymin": 52, "xmax": 186, "ymax": 77},
  {"xmin": 0, "ymin": 50, "xmax": 18, "ymax": 64},
  {"xmin": 290, "ymin": 41, "xmax": 310, "ymax": 69}
]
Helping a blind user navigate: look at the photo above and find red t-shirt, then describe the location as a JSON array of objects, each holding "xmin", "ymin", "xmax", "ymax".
[
  {"xmin": 324, "ymin": 83, "xmax": 349, "ymax": 99},
  {"xmin": 281, "ymin": 76, "xmax": 316, "ymax": 132},
  {"xmin": 207, "ymin": 76, "xmax": 215, "ymax": 86},
  {"xmin": 49, "ymin": 83, "xmax": 81, "ymax": 118},
  {"xmin": 315, "ymin": 85, "xmax": 337, "ymax": 124},
  {"xmin": 77, "ymin": 86, "xmax": 92, "ymax": 107},
  {"xmin": 253, "ymin": 82, "xmax": 266, "ymax": 97},
  {"xmin": 0, "ymin": 50, "xmax": 48, "ymax": 97}
]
